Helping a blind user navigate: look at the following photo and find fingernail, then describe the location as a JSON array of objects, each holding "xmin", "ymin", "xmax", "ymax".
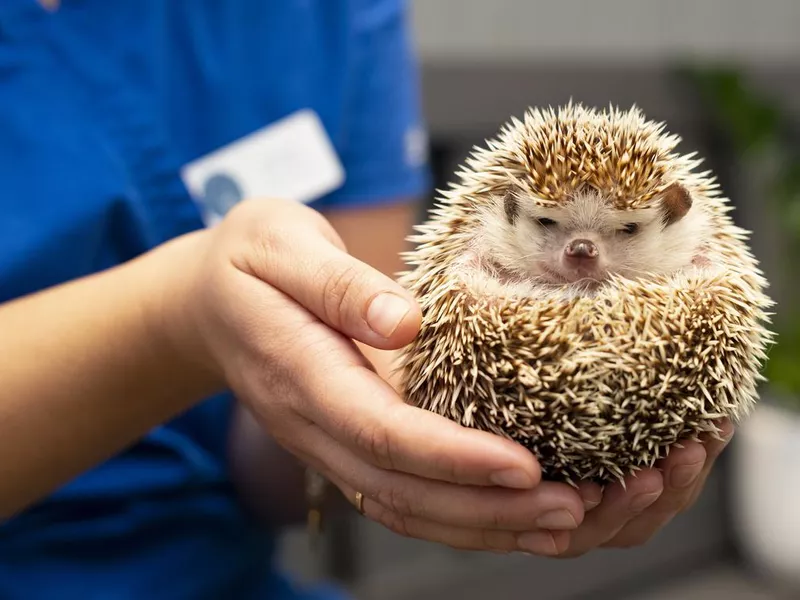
[
  {"xmin": 670, "ymin": 462, "xmax": 703, "ymax": 489},
  {"xmin": 583, "ymin": 497, "xmax": 601, "ymax": 511},
  {"xmin": 579, "ymin": 486, "xmax": 603, "ymax": 511},
  {"xmin": 366, "ymin": 293, "xmax": 410, "ymax": 338},
  {"xmin": 630, "ymin": 491, "xmax": 661, "ymax": 513},
  {"xmin": 490, "ymin": 468, "xmax": 536, "ymax": 489},
  {"xmin": 535, "ymin": 509, "xmax": 578, "ymax": 530},
  {"xmin": 517, "ymin": 531, "xmax": 560, "ymax": 556}
]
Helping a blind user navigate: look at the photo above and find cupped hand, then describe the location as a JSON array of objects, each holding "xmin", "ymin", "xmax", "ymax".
[
  {"xmin": 182, "ymin": 198, "xmax": 589, "ymax": 556},
  {"xmin": 557, "ymin": 419, "xmax": 734, "ymax": 557},
  {"xmin": 179, "ymin": 197, "xmax": 731, "ymax": 557}
]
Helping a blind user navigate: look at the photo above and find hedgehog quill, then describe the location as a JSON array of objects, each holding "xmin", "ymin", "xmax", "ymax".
[{"xmin": 397, "ymin": 103, "xmax": 775, "ymax": 485}]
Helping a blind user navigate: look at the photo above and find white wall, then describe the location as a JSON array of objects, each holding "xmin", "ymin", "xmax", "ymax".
[{"xmin": 412, "ymin": 0, "xmax": 800, "ymax": 65}]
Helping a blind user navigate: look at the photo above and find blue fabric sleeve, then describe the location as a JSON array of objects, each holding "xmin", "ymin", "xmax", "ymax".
[{"xmin": 312, "ymin": 0, "xmax": 432, "ymax": 210}]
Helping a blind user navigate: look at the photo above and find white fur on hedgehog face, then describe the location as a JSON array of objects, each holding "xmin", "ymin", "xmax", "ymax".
[{"xmin": 467, "ymin": 185, "xmax": 712, "ymax": 295}]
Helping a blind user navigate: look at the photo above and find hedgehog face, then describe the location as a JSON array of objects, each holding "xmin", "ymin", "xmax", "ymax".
[{"xmin": 473, "ymin": 180, "xmax": 711, "ymax": 292}]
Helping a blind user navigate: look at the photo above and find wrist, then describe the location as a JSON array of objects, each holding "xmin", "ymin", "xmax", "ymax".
[{"xmin": 144, "ymin": 229, "xmax": 226, "ymax": 397}]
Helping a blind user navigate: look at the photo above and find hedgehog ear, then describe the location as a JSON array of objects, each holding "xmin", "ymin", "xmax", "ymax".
[{"xmin": 660, "ymin": 182, "xmax": 692, "ymax": 226}]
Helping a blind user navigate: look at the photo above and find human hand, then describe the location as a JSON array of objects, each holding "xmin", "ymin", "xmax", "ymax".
[
  {"xmin": 179, "ymin": 198, "xmax": 591, "ymax": 556},
  {"xmin": 556, "ymin": 420, "xmax": 734, "ymax": 557}
]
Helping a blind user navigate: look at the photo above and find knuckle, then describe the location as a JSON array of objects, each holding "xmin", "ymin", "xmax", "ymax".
[
  {"xmin": 482, "ymin": 528, "xmax": 514, "ymax": 552},
  {"xmin": 251, "ymin": 352, "xmax": 287, "ymax": 395},
  {"xmin": 487, "ymin": 507, "xmax": 507, "ymax": 530},
  {"xmin": 353, "ymin": 421, "xmax": 395, "ymax": 470},
  {"xmin": 431, "ymin": 451, "xmax": 461, "ymax": 484},
  {"xmin": 320, "ymin": 260, "xmax": 361, "ymax": 330},
  {"xmin": 246, "ymin": 221, "xmax": 292, "ymax": 275},
  {"xmin": 375, "ymin": 484, "xmax": 414, "ymax": 517}
]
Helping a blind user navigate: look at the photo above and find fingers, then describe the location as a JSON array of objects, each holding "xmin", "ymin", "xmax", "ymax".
[
  {"xmin": 239, "ymin": 202, "xmax": 421, "ymax": 350},
  {"xmin": 314, "ymin": 457, "xmax": 573, "ymax": 556},
  {"xmin": 600, "ymin": 444, "xmax": 703, "ymax": 549},
  {"xmin": 366, "ymin": 503, "xmax": 572, "ymax": 556},
  {"xmin": 602, "ymin": 421, "xmax": 733, "ymax": 549},
  {"xmin": 604, "ymin": 421, "xmax": 734, "ymax": 548},
  {"xmin": 281, "ymin": 421, "xmax": 577, "ymax": 555},
  {"xmin": 348, "ymin": 485, "xmax": 572, "ymax": 556},
  {"xmin": 560, "ymin": 469, "xmax": 664, "ymax": 558},
  {"xmin": 365, "ymin": 477, "xmax": 585, "ymax": 532},
  {"xmin": 294, "ymin": 419, "xmax": 581, "ymax": 532},
  {"xmin": 294, "ymin": 348, "xmax": 542, "ymax": 488},
  {"xmin": 577, "ymin": 481, "xmax": 603, "ymax": 511},
  {"xmin": 357, "ymin": 471, "xmax": 584, "ymax": 532},
  {"xmin": 562, "ymin": 421, "xmax": 733, "ymax": 553}
]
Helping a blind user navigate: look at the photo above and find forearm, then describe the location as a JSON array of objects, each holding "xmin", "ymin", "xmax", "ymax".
[{"xmin": 0, "ymin": 231, "xmax": 220, "ymax": 518}]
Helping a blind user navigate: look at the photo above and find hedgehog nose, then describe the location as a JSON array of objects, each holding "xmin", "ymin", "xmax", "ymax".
[{"xmin": 565, "ymin": 239, "xmax": 599, "ymax": 260}]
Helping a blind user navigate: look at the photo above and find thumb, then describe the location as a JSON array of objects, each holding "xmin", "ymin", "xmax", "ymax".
[{"xmin": 248, "ymin": 225, "xmax": 422, "ymax": 350}]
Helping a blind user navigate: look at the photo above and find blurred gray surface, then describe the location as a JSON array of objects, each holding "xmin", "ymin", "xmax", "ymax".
[
  {"xmin": 418, "ymin": 63, "xmax": 800, "ymax": 140},
  {"xmin": 628, "ymin": 566, "xmax": 790, "ymax": 600},
  {"xmin": 411, "ymin": 0, "xmax": 800, "ymax": 65}
]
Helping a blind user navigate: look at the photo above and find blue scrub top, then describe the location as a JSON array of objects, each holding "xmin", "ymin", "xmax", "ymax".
[{"xmin": 0, "ymin": 1, "xmax": 430, "ymax": 598}]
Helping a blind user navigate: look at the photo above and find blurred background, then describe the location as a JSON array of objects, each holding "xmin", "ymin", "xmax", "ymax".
[{"xmin": 280, "ymin": 1, "xmax": 800, "ymax": 598}]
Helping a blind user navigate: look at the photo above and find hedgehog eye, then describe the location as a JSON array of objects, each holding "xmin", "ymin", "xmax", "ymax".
[
  {"xmin": 621, "ymin": 223, "xmax": 639, "ymax": 235},
  {"xmin": 537, "ymin": 217, "xmax": 557, "ymax": 228}
]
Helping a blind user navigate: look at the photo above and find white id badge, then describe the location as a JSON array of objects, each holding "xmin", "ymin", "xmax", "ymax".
[{"xmin": 180, "ymin": 109, "xmax": 346, "ymax": 226}]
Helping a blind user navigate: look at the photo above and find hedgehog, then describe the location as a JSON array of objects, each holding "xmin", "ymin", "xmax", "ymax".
[{"xmin": 397, "ymin": 103, "xmax": 775, "ymax": 485}]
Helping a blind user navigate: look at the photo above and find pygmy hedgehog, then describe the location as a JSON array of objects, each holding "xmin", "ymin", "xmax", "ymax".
[{"xmin": 397, "ymin": 103, "xmax": 774, "ymax": 485}]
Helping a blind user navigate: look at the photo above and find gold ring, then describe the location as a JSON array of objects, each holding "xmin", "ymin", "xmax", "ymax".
[{"xmin": 354, "ymin": 491, "xmax": 365, "ymax": 515}]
